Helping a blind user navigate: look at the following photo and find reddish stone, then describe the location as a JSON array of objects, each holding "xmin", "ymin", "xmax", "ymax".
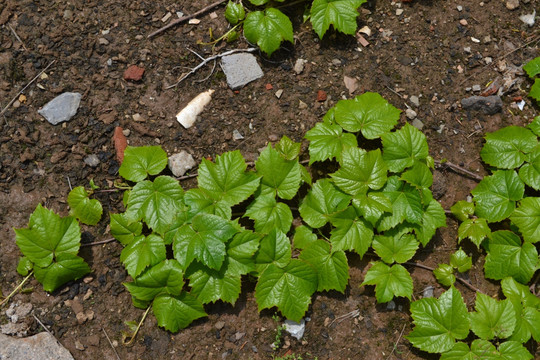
[
  {"xmin": 123, "ymin": 65, "xmax": 145, "ymax": 81},
  {"xmin": 317, "ymin": 90, "xmax": 327, "ymax": 102},
  {"xmin": 113, "ymin": 126, "xmax": 127, "ymax": 163},
  {"xmin": 265, "ymin": 83, "xmax": 273, "ymax": 90}
]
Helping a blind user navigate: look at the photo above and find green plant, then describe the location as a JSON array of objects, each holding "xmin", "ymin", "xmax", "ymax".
[
  {"xmin": 221, "ymin": 0, "xmax": 367, "ymax": 55},
  {"xmin": 524, "ymin": 56, "xmax": 540, "ymax": 104},
  {"xmin": 272, "ymin": 313, "xmax": 285, "ymax": 349},
  {"xmin": 433, "ymin": 248, "xmax": 472, "ymax": 287}
]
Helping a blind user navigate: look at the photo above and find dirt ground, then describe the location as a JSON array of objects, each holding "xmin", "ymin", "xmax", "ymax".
[{"xmin": 0, "ymin": 0, "xmax": 539, "ymax": 359}]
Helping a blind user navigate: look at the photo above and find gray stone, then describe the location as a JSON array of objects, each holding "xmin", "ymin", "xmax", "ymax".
[
  {"xmin": 423, "ymin": 286, "xmax": 434, "ymax": 298},
  {"xmin": 410, "ymin": 95, "xmax": 420, "ymax": 107},
  {"xmin": 386, "ymin": 300, "xmax": 396, "ymax": 310},
  {"xmin": 84, "ymin": 155, "xmax": 100, "ymax": 168},
  {"xmin": 405, "ymin": 108, "xmax": 417, "ymax": 120},
  {"xmin": 168, "ymin": 151, "xmax": 196, "ymax": 177},
  {"xmin": 214, "ymin": 321, "xmax": 225, "ymax": 330},
  {"xmin": 221, "ymin": 53, "xmax": 263, "ymax": 90},
  {"xmin": 293, "ymin": 59, "xmax": 307, "ymax": 75},
  {"xmin": 505, "ymin": 0, "xmax": 519, "ymax": 10},
  {"xmin": 283, "ymin": 319, "xmax": 305, "ymax": 340},
  {"xmin": 472, "ymin": 84, "xmax": 482, "ymax": 92},
  {"xmin": 38, "ymin": 92, "xmax": 82, "ymax": 125},
  {"xmin": 0, "ymin": 332, "xmax": 74, "ymax": 360},
  {"xmin": 232, "ymin": 129, "xmax": 244, "ymax": 140},
  {"xmin": 412, "ymin": 118, "xmax": 424, "ymax": 130},
  {"xmin": 461, "ymin": 95, "xmax": 503, "ymax": 115}
]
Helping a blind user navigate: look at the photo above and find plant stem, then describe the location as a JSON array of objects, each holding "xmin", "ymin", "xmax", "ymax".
[
  {"xmin": 0, "ymin": 271, "xmax": 34, "ymax": 307},
  {"xmin": 434, "ymin": 160, "xmax": 483, "ymax": 182},
  {"xmin": 403, "ymin": 262, "xmax": 484, "ymax": 294},
  {"xmin": 81, "ymin": 238, "xmax": 116, "ymax": 247},
  {"xmin": 123, "ymin": 305, "xmax": 151, "ymax": 346}
]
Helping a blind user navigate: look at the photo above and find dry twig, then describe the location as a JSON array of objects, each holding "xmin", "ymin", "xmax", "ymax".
[
  {"xmin": 404, "ymin": 262, "xmax": 484, "ymax": 294},
  {"xmin": 8, "ymin": 24, "xmax": 28, "ymax": 51},
  {"xmin": 102, "ymin": 327, "xmax": 122, "ymax": 360},
  {"xmin": 434, "ymin": 159, "xmax": 483, "ymax": 182},
  {"xmin": 386, "ymin": 323, "xmax": 407, "ymax": 360},
  {"xmin": 81, "ymin": 238, "xmax": 116, "ymax": 247}
]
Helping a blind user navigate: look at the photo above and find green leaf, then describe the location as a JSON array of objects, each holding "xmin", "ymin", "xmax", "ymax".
[
  {"xmin": 334, "ymin": 92, "xmax": 400, "ymax": 139},
  {"xmin": 331, "ymin": 148, "xmax": 387, "ymax": 196},
  {"xmin": 528, "ymin": 116, "xmax": 540, "ymax": 136},
  {"xmin": 243, "ymin": 9, "xmax": 293, "ymax": 56},
  {"xmin": 501, "ymin": 278, "xmax": 540, "ymax": 342},
  {"xmin": 352, "ymin": 191, "xmax": 392, "ymax": 226},
  {"xmin": 440, "ymin": 340, "xmax": 499, "ymax": 360},
  {"xmin": 293, "ymin": 225, "xmax": 317, "ymax": 250},
  {"xmin": 33, "ymin": 254, "xmax": 90, "ymax": 292},
  {"xmin": 15, "ymin": 204, "xmax": 81, "ymax": 268},
  {"xmin": 529, "ymin": 78, "xmax": 540, "ymax": 103},
  {"xmin": 377, "ymin": 179, "xmax": 424, "ymax": 231},
  {"xmin": 227, "ymin": 230, "xmax": 261, "ymax": 276},
  {"xmin": 470, "ymin": 293, "xmax": 516, "ymax": 340},
  {"xmin": 299, "ymin": 179, "xmax": 351, "ymax": 228},
  {"xmin": 361, "ymin": 261, "xmax": 413, "ymax": 303},
  {"xmin": 172, "ymin": 214, "xmax": 238, "ymax": 270},
  {"xmin": 153, "ymin": 293, "xmax": 206, "ymax": 332},
  {"xmin": 382, "ymin": 123, "xmax": 429, "ymax": 173},
  {"xmin": 187, "ymin": 260, "xmax": 242, "ymax": 305},
  {"xmin": 184, "ymin": 187, "xmax": 230, "ymax": 219},
  {"xmin": 299, "ymin": 240, "xmax": 349, "ymax": 293},
  {"xmin": 372, "ymin": 232, "xmax": 418, "ymax": 264},
  {"xmin": 433, "ymin": 263, "xmax": 456, "ymax": 287},
  {"xmin": 458, "ymin": 218, "xmax": 491, "ymax": 248},
  {"xmin": 120, "ymin": 234, "xmax": 166, "ymax": 278},
  {"xmin": 510, "ymin": 197, "xmax": 540, "ymax": 243},
  {"xmin": 197, "ymin": 150, "xmax": 260, "ymax": 215},
  {"xmin": 305, "ymin": 122, "xmax": 357, "ymax": 164},
  {"xmin": 248, "ymin": 0, "xmax": 269, "ymax": 5},
  {"xmin": 255, "ymin": 260, "xmax": 317, "ymax": 322},
  {"xmin": 480, "ymin": 126, "xmax": 538, "ymax": 169},
  {"xmin": 518, "ymin": 145, "xmax": 540, "ymax": 190},
  {"xmin": 110, "ymin": 212, "xmax": 143, "ymax": 246},
  {"xmin": 329, "ymin": 206, "xmax": 373, "ymax": 258},
  {"xmin": 406, "ymin": 286, "xmax": 470, "ymax": 353},
  {"xmin": 450, "ymin": 200, "xmax": 475, "ymax": 222},
  {"xmin": 484, "ymin": 231, "xmax": 538, "ymax": 284},
  {"xmin": 256, "ymin": 144, "xmax": 301, "ymax": 200},
  {"xmin": 224, "ymin": 0, "xmax": 245, "ymax": 25},
  {"xmin": 498, "ymin": 341, "xmax": 534, "ymax": 359},
  {"xmin": 310, "ymin": 0, "xmax": 367, "ymax": 39},
  {"xmin": 413, "ymin": 198, "xmax": 447, "ymax": 247},
  {"xmin": 67, "ymin": 186, "xmax": 102, "ymax": 225},
  {"xmin": 450, "ymin": 248, "xmax": 472, "ymax": 273},
  {"xmin": 245, "ymin": 195, "xmax": 292, "ymax": 234},
  {"xmin": 400, "ymin": 162, "xmax": 433, "ymax": 189},
  {"xmin": 255, "ymin": 229, "xmax": 291, "ymax": 274},
  {"xmin": 275, "ymin": 135, "xmax": 301, "ymax": 161},
  {"xmin": 124, "ymin": 259, "xmax": 184, "ymax": 301},
  {"xmin": 523, "ymin": 57, "xmax": 540, "ymax": 78},
  {"xmin": 471, "ymin": 170, "xmax": 524, "ymax": 223},
  {"xmin": 119, "ymin": 146, "xmax": 168, "ymax": 182},
  {"xmin": 126, "ymin": 176, "xmax": 184, "ymax": 235},
  {"xmin": 16, "ymin": 257, "xmax": 33, "ymax": 276}
]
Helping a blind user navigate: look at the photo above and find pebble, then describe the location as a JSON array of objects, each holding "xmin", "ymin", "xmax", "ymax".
[
  {"xmin": 221, "ymin": 53, "xmax": 264, "ymax": 90},
  {"xmin": 457, "ymin": 5, "xmax": 463, "ymax": 11},
  {"xmin": 293, "ymin": 59, "xmax": 307, "ymax": 75},
  {"xmin": 298, "ymin": 100, "xmax": 308, "ymax": 110},
  {"xmin": 410, "ymin": 95, "xmax": 420, "ymax": 107},
  {"xmin": 405, "ymin": 108, "xmax": 417, "ymax": 120},
  {"xmin": 38, "ymin": 92, "xmax": 82, "ymax": 125},
  {"xmin": 283, "ymin": 319, "xmax": 305, "ymax": 340},
  {"xmin": 331, "ymin": 58, "xmax": 341, "ymax": 66},
  {"xmin": 463, "ymin": 46, "xmax": 471, "ymax": 54},
  {"xmin": 423, "ymin": 286, "xmax": 434, "ymax": 298},
  {"xmin": 12, "ymin": 100, "xmax": 20, "ymax": 108},
  {"xmin": 396, "ymin": 9, "xmax": 404, "ymax": 16},
  {"xmin": 505, "ymin": 0, "xmax": 519, "ymax": 10},
  {"xmin": 275, "ymin": 89, "xmax": 283, "ymax": 99},
  {"xmin": 75, "ymin": 340, "xmax": 85, "ymax": 351},
  {"xmin": 472, "ymin": 84, "xmax": 481, "ymax": 92},
  {"xmin": 132, "ymin": 113, "xmax": 144, "ymax": 122},
  {"xmin": 232, "ymin": 129, "xmax": 244, "ymax": 140},
  {"xmin": 412, "ymin": 118, "xmax": 424, "ymax": 130},
  {"xmin": 519, "ymin": 10, "xmax": 536, "ymax": 26},
  {"xmin": 98, "ymin": 38, "xmax": 109, "ymax": 45},
  {"xmin": 123, "ymin": 65, "xmax": 145, "ymax": 81},
  {"xmin": 317, "ymin": 90, "xmax": 327, "ymax": 102},
  {"xmin": 0, "ymin": 333, "xmax": 75, "ymax": 360},
  {"xmin": 459, "ymin": 19, "xmax": 467, "ymax": 26},
  {"xmin": 84, "ymin": 154, "xmax": 100, "ymax": 167},
  {"xmin": 461, "ymin": 95, "xmax": 503, "ymax": 115},
  {"xmin": 168, "ymin": 151, "xmax": 196, "ymax": 177},
  {"xmin": 471, "ymin": 37, "xmax": 480, "ymax": 43},
  {"xmin": 483, "ymin": 35, "xmax": 491, "ymax": 44},
  {"xmin": 386, "ymin": 300, "xmax": 396, "ymax": 310},
  {"xmin": 122, "ymin": 129, "xmax": 131, "ymax": 137},
  {"xmin": 215, "ymin": 321, "xmax": 225, "ymax": 330}
]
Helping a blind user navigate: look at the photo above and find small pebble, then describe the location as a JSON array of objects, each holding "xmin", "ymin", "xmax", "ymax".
[
  {"xmin": 471, "ymin": 37, "xmax": 480, "ymax": 43},
  {"xmin": 275, "ymin": 89, "xmax": 283, "ymax": 99},
  {"xmin": 405, "ymin": 108, "xmax": 417, "ymax": 120},
  {"xmin": 132, "ymin": 113, "xmax": 144, "ymax": 122},
  {"xmin": 123, "ymin": 65, "xmax": 145, "ymax": 81},
  {"xmin": 331, "ymin": 58, "xmax": 341, "ymax": 66},
  {"xmin": 84, "ymin": 155, "xmax": 100, "ymax": 168},
  {"xmin": 298, "ymin": 100, "xmax": 308, "ymax": 110},
  {"xmin": 412, "ymin": 118, "xmax": 424, "ymax": 130},
  {"xmin": 410, "ymin": 95, "xmax": 420, "ymax": 107},
  {"xmin": 463, "ymin": 46, "xmax": 471, "ymax": 54},
  {"xmin": 294, "ymin": 59, "xmax": 307, "ymax": 75},
  {"xmin": 459, "ymin": 19, "xmax": 467, "ymax": 26},
  {"xmin": 457, "ymin": 5, "xmax": 463, "ymax": 11},
  {"xmin": 506, "ymin": 0, "xmax": 519, "ymax": 10},
  {"xmin": 472, "ymin": 84, "xmax": 481, "ymax": 92},
  {"xmin": 396, "ymin": 8, "xmax": 404, "ymax": 16},
  {"xmin": 423, "ymin": 286, "xmax": 434, "ymax": 298},
  {"xmin": 75, "ymin": 340, "xmax": 85, "ymax": 351},
  {"xmin": 215, "ymin": 321, "xmax": 225, "ymax": 330},
  {"xmin": 98, "ymin": 38, "xmax": 109, "ymax": 45},
  {"xmin": 386, "ymin": 301, "xmax": 396, "ymax": 311},
  {"xmin": 122, "ymin": 129, "xmax": 131, "ymax": 137},
  {"xmin": 232, "ymin": 129, "xmax": 244, "ymax": 140}
]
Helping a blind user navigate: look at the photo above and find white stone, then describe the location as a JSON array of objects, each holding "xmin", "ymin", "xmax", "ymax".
[
  {"xmin": 221, "ymin": 53, "xmax": 263, "ymax": 90},
  {"xmin": 410, "ymin": 95, "xmax": 420, "ymax": 107},
  {"xmin": 38, "ymin": 92, "xmax": 82, "ymax": 125},
  {"xmin": 405, "ymin": 108, "xmax": 417, "ymax": 120},
  {"xmin": 293, "ymin": 59, "xmax": 307, "ymax": 75},
  {"xmin": 168, "ymin": 151, "xmax": 196, "ymax": 177},
  {"xmin": 283, "ymin": 319, "xmax": 305, "ymax": 340}
]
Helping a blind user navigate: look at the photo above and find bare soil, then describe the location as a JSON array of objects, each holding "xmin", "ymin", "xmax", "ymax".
[{"xmin": 1, "ymin": 0, "xmax": 539, "ymax": 359}]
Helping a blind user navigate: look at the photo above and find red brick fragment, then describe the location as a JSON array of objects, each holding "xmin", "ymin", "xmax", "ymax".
[
  {"xmin": 265, "ymin": 83, "xmax": 273, "ymax": 90},
  {"xmin": 317, "ymin": 90, "xmax": 327, "ymax": 102},
  {"xmin": 113, "ymin": 126, "xmax": 127, "ymax": 163},
  {"xmin": 123, "ymin": 65, "xmax": 145, "ymax": 81}
]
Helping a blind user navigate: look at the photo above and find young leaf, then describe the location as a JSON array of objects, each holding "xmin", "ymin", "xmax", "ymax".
[
  {"xmin": 510, "ymin": 197, "xmax": 540, "ymax": 243},
  {"xmin": 440, "ymin": 340, "xmax": 499, "ymax": 360},
  {"xmin": 67, "ymin": 186, "xmax": 102, "ymax": 225},
  {"xmin": 400, "ymin": 162, "xmax": 433, "ymax": 189},
  {"xmin": 413, "ymin": 198, "xmax": 446, "ymax": 247},
  {"xmin": 329, "ymin": 206, "xmax": 374, "ymax": 258},
  {"xmin": 331, "ymin": 148, "xmax": 387, "ymax": 196},
  {"xmin": 382, "ymin": 123, "xmax": 429, "ymax": 173},
  {"xmin": 255, "ymin": 260, "xmax": 317, "ymax": 322},
  {"xmin": 352, "ymin": 191, "xmax": 392, "ymax": 226},
  {"xmin": 153, "ymin": 293, "xmax": 207, "ymax": 332},
  {"xmin": 243, "ymin": 9, "xmax": 293, "ymax": 56},
  {"xmin": 361, "ymin": 261, "xmax": 413, "ymax": 303},
  {"xmin": 255, "ymin": 229, "xmax": 292, "ymax": 274},
  {"xmin": 119, "ymin": 146, "xmax": 168, "ymax": 182},
  {"xmin": 245, "ymin": 195, "xmax": 292, "ymax": 234},
  {"xmin": 518, "ymin": 145, "xmax": 540, "ymax": 190},
  {"xmin": 299, "ymin": 179, "xmax": 351, "ymax": 228},
  {"xmin": 484, "ymin": 230, "xmax": 538, "ymax": 284},
  {"xmin": 293, "ymin": 225, "xmax": 317, "ymax": 250},
  {"xmin": 523, "ymin": 56, "xmax": 540, "ymax": 78},
  {"xmin": 509, "ymin": 305, "xmax": 540, "ymax": 343},
  {"xmin": 450, "ymin": 248, "xmax": 472, "ymax": 273},
  {"xmin": 17, "ymin": 256, "xmax": 33, "ymax": 276},
  {"xmin": 458, "ymin": 218, "xmax": 491, "ymax": 248},
  {"xmin": 334, "ymin": 92, "xmax": 400, "ymax": 139},
  {"xmin": 377, "ymin": 179, "xmax": 424, "ymax": 231},
  {"xmin": 310, "ymin": 0, "xmax": 367, "ymax": 39},
  {"xmin": 187, "ymin": 260, "xmax": 242, "ymax": 305},
  {"xmin": 15, "ymin": 204, "xmax": 82, "ymax": 268},
  {"xmin": 501, "ymin": 277, "xmax": 540, "ymax": 309},
  {"xmin": 406, "ymin": 286, "xmax": 470, "ymax": 353},
  {"xmin": 480, "ymin": 126, "xmax": 538, "ymax": 169},
  {"xmin": 275, "ymin": 135, "xmax": 301, "ymax": 161},
  {"xmin": 124, "ymin": 259, "xmax": 184, "ymax": 301},
  {"xmin": 120, "ymin": 234, "xmax": 167, "ymax": 278},
  {"xmin": 33, "ymin": 254, "xmax": 90, "ymax": 293},
  {"xmin": 224, "ymin": 0, "xmax": 245, "ymax": 25},
  {"xmin": 299, "ymin": 240, "xmax": 349, "ymax": 293},
  {"xmin": 372, "ymin": 233, "xmax": 418, "ymax": 264},
  {"xmin": 471, "ymin": 170, "xmax": 524, "ymax": 223},
  {"xmin": 433, "ymin": 263, "xmax": 456, "ymax": 287},
  {"xmin": 450, "ymin": 200, "xmax": 475, "ymax": 222},
  {"xmin": 110, "ymin": 212, "xmax": 143, "ymax": 246},
  {"xmin": 226, "ymin": 230, "xmax": 261, "ymax": 276},
  {"xmin": 304, "ymin": 122, "xmax": 358, "ymax": 163},
  {"xmin": 470, "ymin": 293, "xmax": 516, "ymax": 340},
  {"xmin": 172, "ymin": 214, "xmax": 238, "ymax": 270},
  {"xmin": 126, "ymin": 176, "xmax": 184, "ymax": 235},
  {"xmin": 528, "ymin": 116, "xmax": 540, "ymax": 136},
  {"xmin": 184, "ymin": 187, "xmax": 230, "ymax": 219},
  {"xmin": 255, "ymin": 144, "xmax": 301, "ymax": 200}
]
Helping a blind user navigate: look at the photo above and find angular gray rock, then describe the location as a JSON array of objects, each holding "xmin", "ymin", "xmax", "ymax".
[
  {"xmin": 38, "ymin": 92, "xmax": 82, "ymax": 125},
  {"xmin": 0, "ymin": 332, "xmax": 75, "ymax": 360},
  {"xmin": 461, "ymin": 95, "xmax": 502, "ymax": 115},
  {"xmin": 220, "ymin": 53, "xmax": 263, "ymax": 90},
  {"xmin": 168, "ymin": 151, "xmax": 196, "ymax": 177},
  {"xmin": 283, "ymin": 319, "xmax": 305, "ymax": 340}
]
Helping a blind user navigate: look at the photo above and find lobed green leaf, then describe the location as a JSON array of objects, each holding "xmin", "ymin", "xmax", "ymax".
[
  {"xmin": 153, "ymin": 293, "xmax": 206, "ymax": 332},
  {"xmin": 310, "ymin": 0, "xmax": 367, "ymax": 39},
  {"xmin": 243, "ymin": 9, "xmax": 293, "ymax": 56},
  {"xmin": 382, "ymin": 123, "xmax": 429, "ymax": 173},
  {"xmin": 299, "ymin": 179, "xmax": 351, "ymax": 228},
  {"xmin": 304, "ymin": 122, "xmax": 357, "ymax": 164},
  {"xmin": 299, "ymin": 240, "xmax": 349, "ymax": 293},
  {"xmin": 510, "ymin": 197, "xmax": 540, "ymax": 243},
  {"xmin": 480, "ymin": 126, "xmax": 537, "ymax": 169},
  {"xmin": 67, "ymin": 186, "xmax": 102, "ymax": 225},
  {"xmin": 470, "ymin": 293, "xmax": 516, "ymax": 340},
  {"xmin": 361, "ymin": 261, "xmax": 413, "ymax": 303},
  {"xmin": 119, "ymin": 146, "xmax": 168, "ymax": 182}
]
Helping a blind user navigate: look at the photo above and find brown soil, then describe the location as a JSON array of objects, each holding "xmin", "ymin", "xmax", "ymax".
[{"xmin": 1, "ymin": 0, "xmax": 538, "ymax": 359}]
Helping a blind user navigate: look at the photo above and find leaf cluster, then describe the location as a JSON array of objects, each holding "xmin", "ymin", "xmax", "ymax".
[{"xmin": 524, "ymin": 56, "xmax": 540, "ymax": 104}]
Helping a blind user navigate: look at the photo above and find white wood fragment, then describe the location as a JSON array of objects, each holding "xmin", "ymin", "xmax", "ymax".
[{"xmin": 176, "ymin": 89, "xmax": 214, "ymax": 129}]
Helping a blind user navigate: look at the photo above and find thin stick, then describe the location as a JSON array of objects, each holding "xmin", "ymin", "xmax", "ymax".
[
  {"xmin": 166, "ymin": 48, "xmax": 257, "ymax": 89},
  {"xmin": 123, "ymin": 305, "xmax": 151, "ymax": 346},
  {"xmin": 102, "ymin": 327, "xmax": 122, "ymax": 360},
  {"xmin": 0, "ymin": 60, "xmax": 56, "ymax": 116},
  {"xmin": 0, "ymin": 271, "xmax": 34, "ymax": 307},
  {"xmin": 81, "ymin": 238, "xmax": 116, "ymax": 247},
  {"xmin": 33, "ymin": 314, "xmax": 55, "ymax": 338},
  {"xmin": 385, "ymin": 86, "xmax": 403, "ymax": 99},
  {"xmin": 434, "ymin": 160, "xmax": 483, "ymax": 182},
  {"xmin": 148, "ymin": 0, "xmax": 228, "ymax": 39},
  {"xmin": 66, "ymin": 176, "xmax": 73, "ymax": 191},
  {"xmin": 404, "ymin": 262, "xmax": 484, "ymax": 294},
  {"xmin": 8, "ymin": 24, "xmax": 28, "ymax": 51},
  {"xmin": 386, "ymin": 323, "xmax": 407, "ymax": 360}
]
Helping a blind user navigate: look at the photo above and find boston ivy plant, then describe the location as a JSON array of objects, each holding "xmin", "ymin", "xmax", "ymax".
[
  {"xmin": 524, "ymin": 56, "xmax": 540, "ymax": 104},
  {"xmin": 223, "ymin": 0, "xmax": 367, "ymax": 55}
]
